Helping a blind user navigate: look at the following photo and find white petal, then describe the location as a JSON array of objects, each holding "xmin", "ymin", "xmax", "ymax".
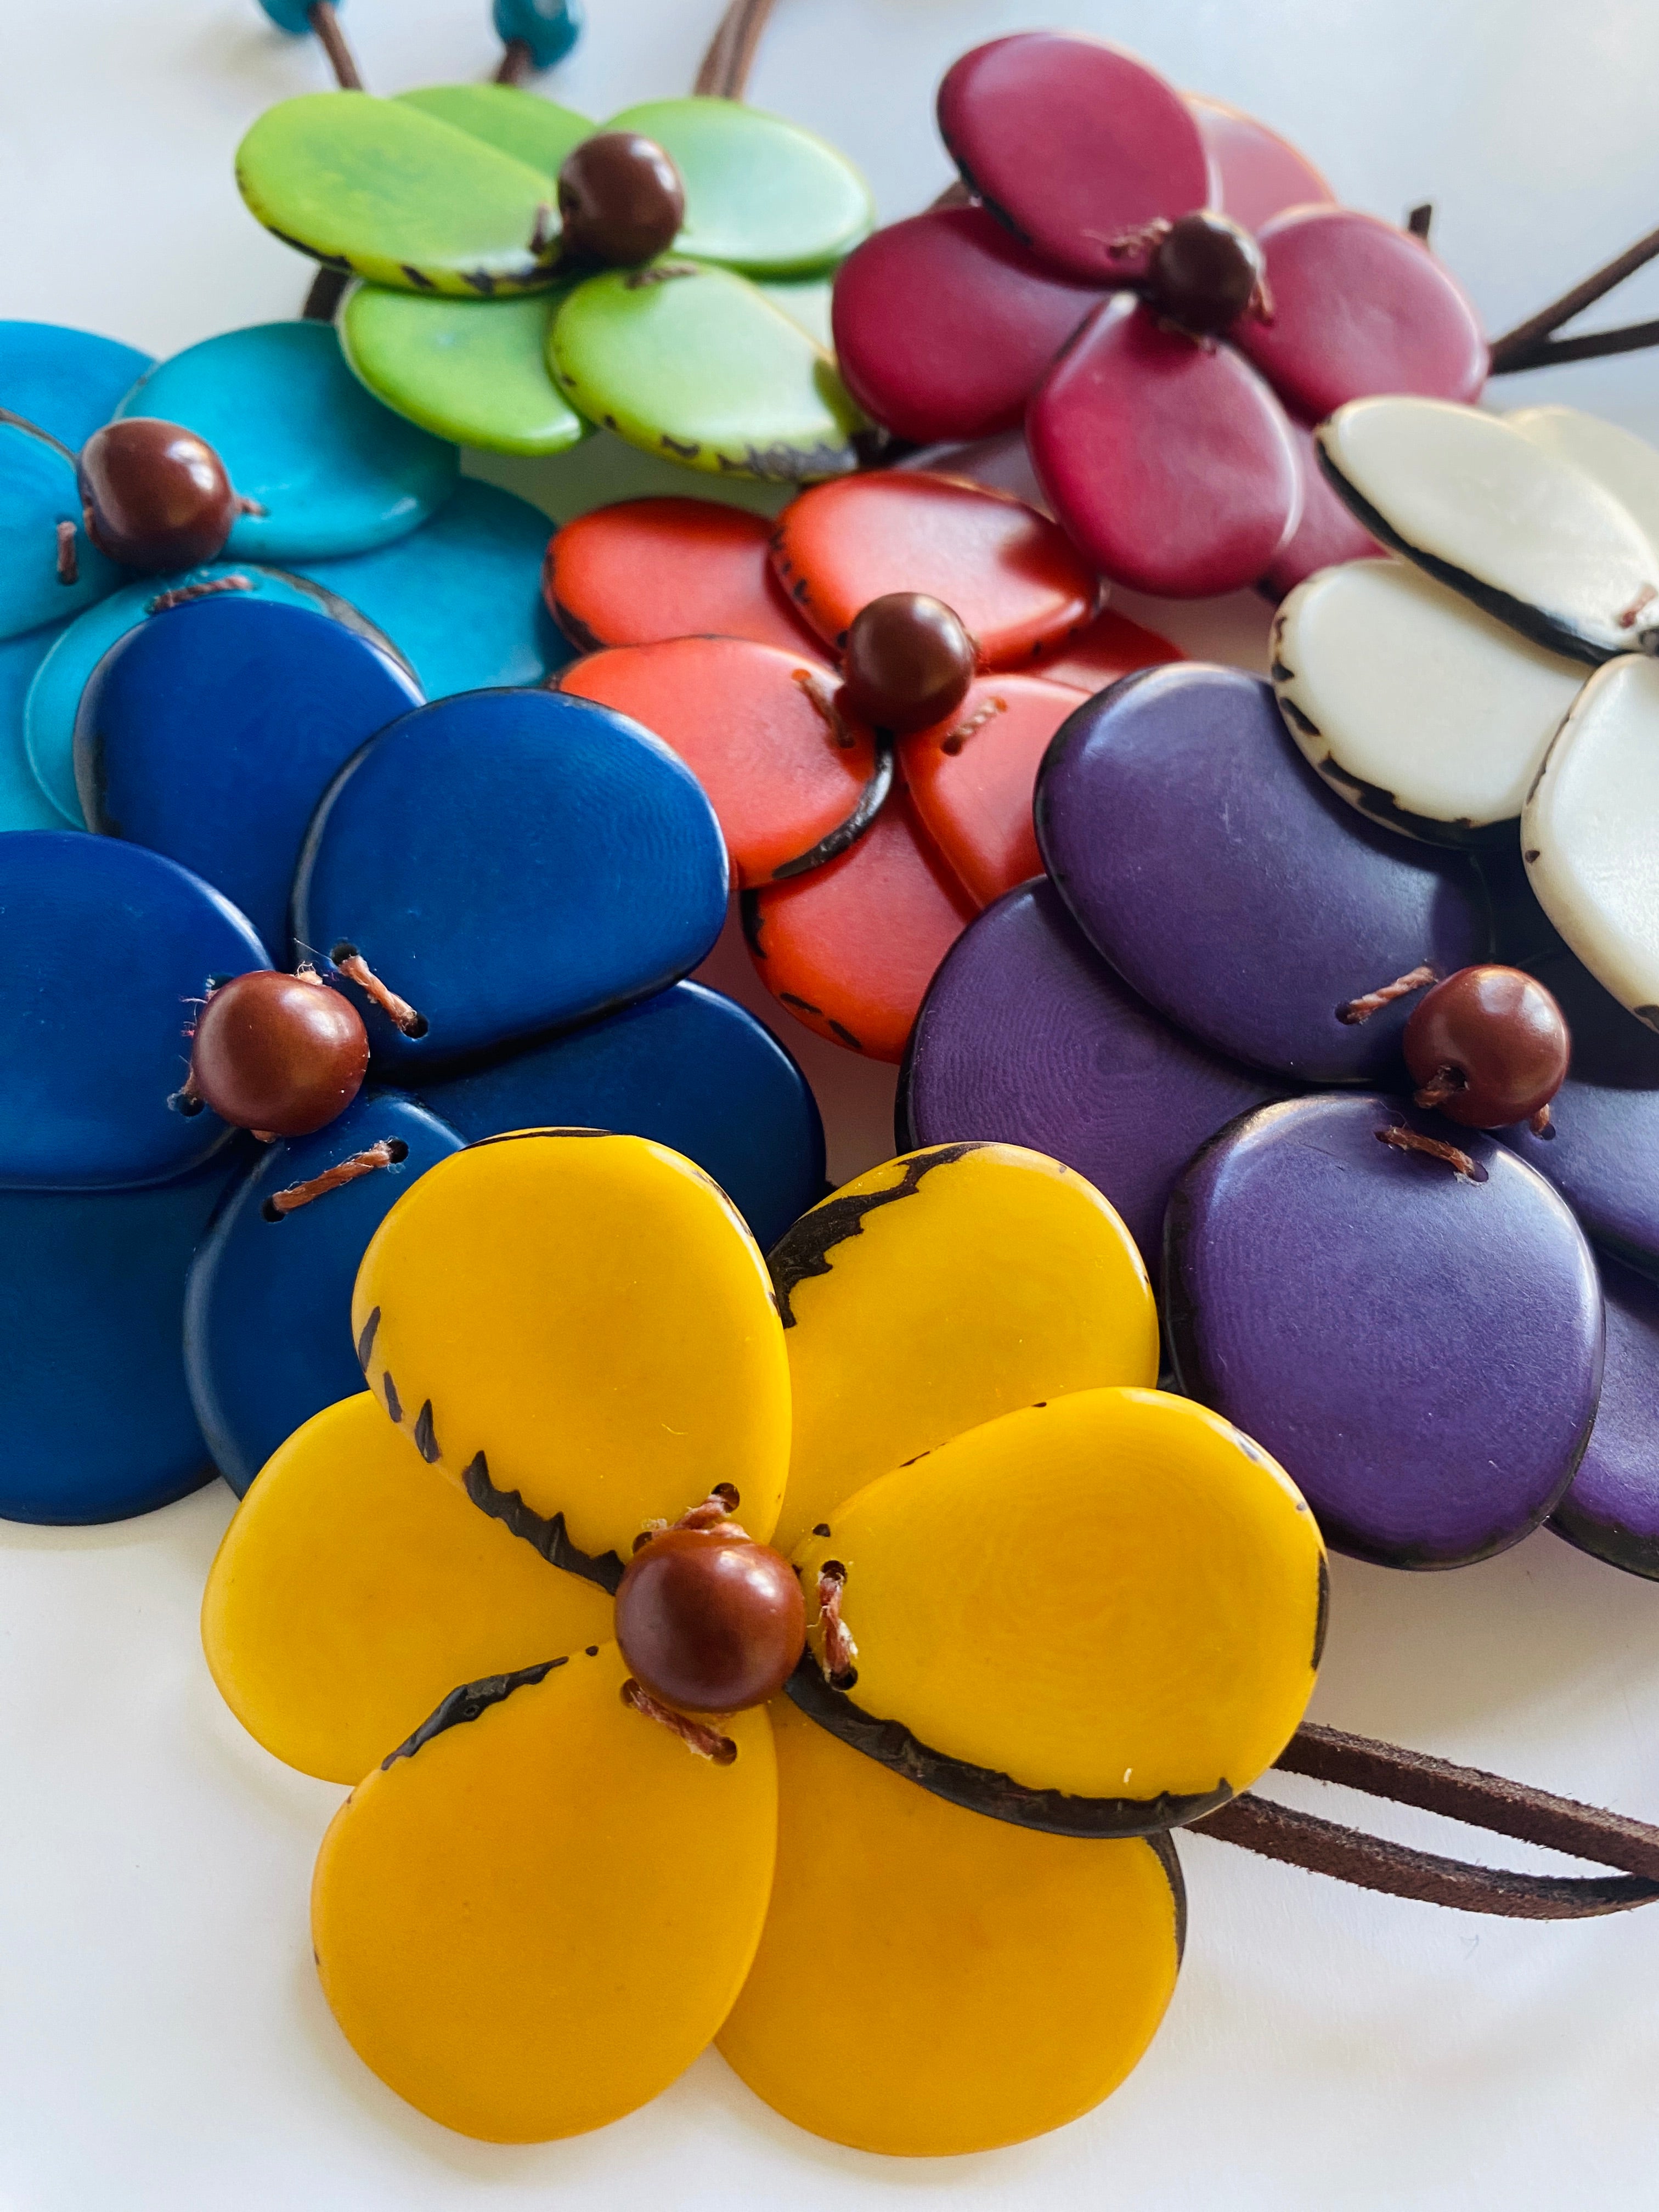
[
  {"xmin": 1317, "ymin": 397, "xmax": 1659, "ymax": 663},
  {"xmin": 1273, "ymin": 559, "xmax": 1584, "ymax": 837},
  {"xmin": 1508, "ymin": 405, "xmax": 1659, "ymax": 555},
  {"xmin": 1523, "ymin": 653, "xmax": 1659, "ymax": 1027}
]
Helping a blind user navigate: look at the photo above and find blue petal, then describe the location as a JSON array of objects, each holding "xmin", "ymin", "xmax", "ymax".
[
  {"xmin": 0, "ymin": 320, "xmax": 153, "ymax": 451},
  {"xmin": 0, "ymin": 832, "xmax": 269, "ymax": 1190},
  {"xmin": 25, "ymin": 563, "xmax": 403, "ymax": 826},
  {"xmin": 185, "ymin": 1093, "xmax": 464, "ymax": 1496},
  {"xmin": 417, "ymin": 980, "xmax": 825, "ymax": 1250},
  {"xmin": 298, "ymin": 478, "xmax": 569, "ymax": 697},
  {"xmin": 115, "ymin": 321, "xmax": 459, "ymax": 561},
  {"xmin": 293, "ymin": 686, "xmax": 729, "ymax": 1068},
  {"xmin": 0, "ymin": 621, "xmax": 73, "ymax": 832},
  {"xmin": 76, "ymin": 593, "xmax": 422, "ymax": 955},
  {"xmin": 0, "ymin": 1144, "xmax": 251, "ymax": 1523},
  {"xmin": 0, "ymin": 422, "xmax": 125, "ymax": 642}
]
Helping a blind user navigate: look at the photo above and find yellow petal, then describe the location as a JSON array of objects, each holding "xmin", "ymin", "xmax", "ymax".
[
  {"xmin": 718, "ymin": 1696, "xmax": 1181, "ymax": 2154},
  {"xmin": 313, "ymin": 1640, "xmax": 777, "ymax": 2141},
  {"xmin": 203, "ymin": 1393, "xmax": 611, "ymax": 1784},
  {"xmin": 770, "ymin": 1142, "xmax": 1158, "ymax": 1554},
  {"xmin": 352, "ymin": 1132, "xmax": 792, "ymax": 1558},
  {"xmin": 793, "ymin": 1387, "xmax": 1325, "ymax": 1819}
]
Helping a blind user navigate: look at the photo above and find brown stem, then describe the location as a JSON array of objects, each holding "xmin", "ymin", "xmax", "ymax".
[
  {"xmin": 1201, "ymin": 1722, "xmax": 1659, "ymax": 1920},
  {"xmin": 694, "ymin": 0, "xmax": 778, "ymax": 98},
  {"xmin": 1407, "ymin": 202, "xmax": 1434, "ymax": 242},
  {"xmin": 307, "ymin": 0, "xmax": 363, "ymax": 89},
  {"xmin": 332, "ymin": 949, "xmax": 424, "ymax": 1036},
  {"xmin": 495, "ymin": 35, "xmax": 535, "ymax": 84},
  {"xmin": 621, "ymin": 1679, "xmax": 737, "ymax": 1763},
  {"xmin": 266, "ymin": 1140, "xmax": 401, "ymax": 1217},
  {"xmin": 301, "ymin": 268, "xmax": 350, "ymax": 324},
  {"xmin": 1488, "ymin": 222, "xmax": 1659, "ymax": 373},
  {"xmin": 816, "ymin": 1562, "xmax": 857, "ymax": 1684},
  {"xmin": 1375, "ymin": 1124, "xmax": 1483, "ymax": 1181},
  {"xmin": 1335, "ymin": 963, "xmax": 1437, "ymax": 1026},
  {"xmin": 56, "ymin": 520, "xmax": 79, "ymax": 586}
]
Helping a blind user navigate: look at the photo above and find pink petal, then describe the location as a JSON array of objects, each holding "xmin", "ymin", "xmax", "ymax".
[
  {"xmin": 1235, "ymin": 207, "xmax": 1488, "ymax": 421},
  {"xmin": 1258, "ymin": 417, "xmax": 1385, "ymax": 601},
  {"xmin": 831, "ymin": 208, "xmax": 1101, "ymax": 445},
  {"xmin": 1184, "ymin": 94, "xmax": 1334, "ymax": 232},
  {"xmin": 938, "ymin": 35, "xmax": 1210, "ymax": 284},
  {"xmin": 1027, "ymin": 295, "xmax": 1301, "ymax": 599}
]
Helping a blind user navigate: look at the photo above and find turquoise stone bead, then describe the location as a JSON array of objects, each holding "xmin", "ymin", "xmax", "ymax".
[
  {"xmin": 0, "ymin": 320, "xmax": 152, "ymax": 450},
  {"xmin": 493, "ymin": 0, "xmax": 579, "ymax": 69},
  {"xmin": 115, "ymin": 321, "xmax": 459, "ymax": 561},
  {"xmin": 257, "ymin": 0, "xmax": 326, "ymax": 34}
]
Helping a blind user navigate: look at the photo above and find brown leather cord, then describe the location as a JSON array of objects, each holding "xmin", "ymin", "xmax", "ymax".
[
  {"xmin": 307, "ymin": 0, "xmax": 362, "ymax": 88},
  {"xmin": 1488, "ymin": 220, "xmax": 1659, "ymax": 374},
  {"xmin": 1200, "ymin": 1723, "xmax": 1659, "ymax": 1919},
  {"xmin": 695, "ymin": 0, "xmax": 778, "ymax": 99}
]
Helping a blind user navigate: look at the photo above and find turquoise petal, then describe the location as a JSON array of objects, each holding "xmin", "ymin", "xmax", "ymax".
[
  {"xmin": 0, "ymin": 321, "xmax": 153, "ymax": 450},
  {"xmin": 0, "ymin": 423, "xmax": 124, "ymax": 642},
  {"xmin": 115, "ymin": 321, "xmax": 459, "ymax": 561},
  {"xmin": 0, "ymin": 622, "xmax": 72, "ymax": 832},
  {"xmin": 298, "ymin": 479, "xmax": 568, "ymax": 696},
  {"xmin": 25, "ymin": 565, "xmax": 398, "ymax": 826}
]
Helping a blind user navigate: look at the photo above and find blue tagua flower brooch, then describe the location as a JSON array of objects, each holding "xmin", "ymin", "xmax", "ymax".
[{"xmin": 0, "ymin": 318, "xmax": 824, "ymax": 1525}]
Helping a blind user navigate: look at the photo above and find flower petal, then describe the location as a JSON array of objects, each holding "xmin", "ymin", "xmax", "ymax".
[
  {"xmin": 771, "ymin": 471, "xmax": 1097, "ymax": 664},
  {"xmin": 549, "ymin": 264, "xmax": 862, "ymax": 484},
  {"xmin": 1551, "ymin": 1253, "xmax": 1659, "ymax": 1580},
  {"xmin": 202, "ymin": 1393, "xmax": 611, "ymax": 1783},
  {"xmin": 1235, "ymin": 208, "xmax": 1487, "ymax": 422},
  {"xmin": 1185, "ymin": 94, "xmax": 1333, "ymax": 232},
  {"xmin": 0, "ymin": 422, "xmax": 124, "ymax": 642},
  {"xmin": 312, "ymin": 1640, "xmax": 776, "ymax": 2140},
  {"xmin": 1523, "ymin": 654, "xmax": 1659, "ymax": 1023},
  {"xmin": 1508, "ymin": 404, "xmax": 1659, "ymax": 552},
  {"xmin": 352, "ymin": 1132, "xmax": 791, "ymax": 1558},
  {"xmin": 768, "ymin": 1141, "xmax": 1156, "ymax": 1556},
  {"xmin": 938, "ymin": 36, "xmax": 1209, "ymax": 284},
  {"xmin": 716, "ymin": 1694, "xmax": 1181, "ymax": 2154},
  {"xmin": 902, "ymin": 673, "xmax": 1082, "ymax": 904},
  {"xmin": 1272, "ymin": 557, "xmax": 1584, "ymax": 839},
  {"xmin": 394, "ymin": 83, "xmax": 591, "ymax": 178},
  {"xmin": 1027, "ymin": 296, "xmax": 1300, "ymax": 599},
  {"xmin": 558, "ymin": 637, "xmax": 888, "ymax": 885},
  {"xmin": 543, "ymin": 495, "xmax": 819, "ymax": 654},
  {"xmin": 743, "ymin": 787, "xmax": 977, "ymax": 1062},
  {"xmin": 901, "ymin": 881, "xmax": 1281, "ymax": 1275},
  {"xmin": 1027, "ymin": 603, "xmax": 1182, "ymax": 691},
  {"xmin": 792, "ymin": 1387, "xmax": 1324, "ymax": 1818},
  {"xmin": 1258, "ymin": 415, "xmax": 1384, "ymax": 601},
  {"xmin": 831, "ymin": 208, "xmax": 1101, "ymax": 445},
  {"xmin": 340, "ymin": 286, "xmax": 589, "ymax": 459},
  {"xmin": 0, "ymin": 318, "xmax": 152, "ymax": 450},
  {"xmin": 0, "ymin": 619, "xmax": 70, "ymax": 833}
]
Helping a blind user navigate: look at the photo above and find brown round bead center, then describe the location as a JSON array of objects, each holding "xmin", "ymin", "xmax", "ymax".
[
  {"xmin": 841, "ymin": 591, "xmax": 976, "ymax": 733},
  {"xmin": 555, "ymin": 133, "xmax": 686, "ymax": 269},
  {"xmin": 1145, "ymin": 211, "xmax": 1265, "ymax": 338},
  {"xmin": 78, "ymin": 418, "xmax": 241, "ymax": 573},
  {"xmin": 187, "ymin": 968, "xmax": 370, "ymax": 1137},
  {"xmin": 614, "ymin": 1523, "xmax": 806, "ymax": 1715}
]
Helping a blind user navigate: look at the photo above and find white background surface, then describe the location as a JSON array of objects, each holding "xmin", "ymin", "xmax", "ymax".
[{"xmin": 5, "ymin": 2, "xmax": 1659, "ymax": 2207}]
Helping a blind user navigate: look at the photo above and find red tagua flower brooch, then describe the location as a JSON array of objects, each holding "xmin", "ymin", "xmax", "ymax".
[{"xmin": 831, "ymin": 32, "xmax": 1489, "ymax": 601}]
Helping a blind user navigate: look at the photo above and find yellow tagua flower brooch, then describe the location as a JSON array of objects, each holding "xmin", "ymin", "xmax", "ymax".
[{"xmin": 203, "ymin": 1131, "xmax": 1325, "ymax": 2155}]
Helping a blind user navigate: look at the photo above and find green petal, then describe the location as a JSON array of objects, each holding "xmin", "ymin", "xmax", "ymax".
[
  {"xmin": 605, "ymin": 99, "xmax": 873, "ymax": 276},
  {"xmin": 236, "ymin": 92, "xmax": 560, "ymax": 297},
  {"xmin": 340, "ymin": 285, "xmax": 590, "ymax": 456},
  {"xmin": 549, "ymin": 262, "xmax": 863, "ymax": 483},
  {"xmin": 754, "ymin": 275, "xmax": 834, "ymax": 349},
  {"xmin": 395, "ymin": 84, "xmax": 592, "ymax": 180}
]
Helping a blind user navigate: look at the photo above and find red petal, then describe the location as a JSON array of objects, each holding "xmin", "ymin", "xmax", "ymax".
[
  {"xmin": 744, "ymin": 788, "xmax": 977, "ymax": 1062},
  {"xmin": 903, "ymin": 674, "xmax": 1082, "ymax": 905},
  {"xmin": 771, "ymin": 471, "xmax": 1098, "ymax": 665},
  {"xmin": 1235, "ymin": 208, "xmax": 1488, "ymax": 421},
  {"xmin": 1184, "ymin": 94, "xmax": 1333, "ymax": 233},
  {"xmin": 1257, "ymin": 416, "xmax": 1385, "ymax": 602},
  {"xmin": 558, "ymin": 638, "xmax": 886, "ymax": 888},
  {"xmin": 1027, "ymin": 295, "xmax": 1300, "ymax": 599},
  {"xmin": 1030, "ymin": 605, "xmax": 1184, "ymax": 690},
  {"xmin": 938, "ymin": 35, "xmax": 1210, "ymax": 284},
  {"xmin": 543, "ymin": 497, "xmax": 820, "ymax": 656},
  {"xmin": 831, "ymin": 208, "xmax": 1101, "ymax": 445}
]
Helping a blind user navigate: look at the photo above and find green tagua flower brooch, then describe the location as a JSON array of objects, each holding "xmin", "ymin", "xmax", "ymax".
[{"xmin": 236, "ymin": 82, "xmax": 872, "ymax": 478}]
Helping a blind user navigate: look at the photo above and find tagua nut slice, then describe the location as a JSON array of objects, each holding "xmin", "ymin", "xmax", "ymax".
[
  {"xmin": 1028, "ymin": 295, "xmax": 1301, "ymax": 600},
  {"xmin": 313, "ymin": 1640, "xmax": 776, "ymax": 2142},
  {"xmin": 1507, "ymin": 405, "xmax": 1659, "ymax": 555},
  {"xmin": 1260, "ymin": 416, "xmax": 1384, "ymax": 602},
  {"xmin": 744, "ymin": 786, "xmax": 978, "ymax": 1062},
  {"xmin": 202, "ymin": 1393, "xmax": 611, "ymax": 1785},
  {"xmin": 768, "ymin": 1143, "xmax": 1156, "ymax": 1556},
  {"xmin": 793, "ymin": 1387, "xmax": 1324, "ymax": 1820},
  {"xmin": 937, "ymin": 35, "xmax": 1210, "ymax": 286},
  {"xmin": 545, "ymin": 497, "xmax": 818, "ymax": 654},
  {"xmin": 716, "ymin": 1696, "xmax": 1181, "ymax": 2154},
  {"xmin": 394, "ymin": 83, "xmax": 592, "ymax": 179},
  {"xmin": 235, "ymin": 93, "xmax": 562, "ymax": 296},
  {"xmin": 1316, "ymin": 397, "xmax": 1659, "ymax": 664},
  {"xmin": 1184, "ymin": 93, "xmax": 1333, "ymax": 233},
  {"xmin": 902, "ymin": 673, "xmax": 1084, "ymax": 904},
  {"xmin": 1273, "ymin": 560, "xmax": 1585, "ymax": 841},
  {"xmin": 1027, "ymin": 605, "xmax": 1183, "ymax": 693},
  {"xmin": 558, "ymin": 637, "xmax": 889, "ymax": 885},
  {"xmin": 1523, "ymin": 654, "xmax": 1659, "ymax": 1026},
  {"xmin": 351, "ymin": 1133, "xmax": 791, "ymax": 1560},
  {"xmin": 340, "ymin": 286, "xmax": 589, "ymax": 457},
  {"xmin": 772, "ymin": 472, "xmax": 1097, "ymax": 664},
  {"xmin": 549, "ymin": 263, "xmax": 862, "ymax": 482}
]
